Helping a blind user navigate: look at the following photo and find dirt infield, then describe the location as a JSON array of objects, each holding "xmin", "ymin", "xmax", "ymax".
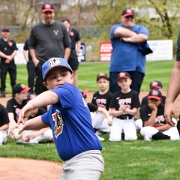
[
  {"xmin": 0, "ymin": 158, "xmax": 62, "ymax": 180},
  {"xmin": 0, "ymin": 90, "xmax": 180, "ymax": 180}
]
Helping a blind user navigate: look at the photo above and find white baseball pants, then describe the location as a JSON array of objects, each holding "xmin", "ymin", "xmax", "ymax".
[
  {"xmin": 0, "ymin": 130, "xmax": 8, "ymax": 145},
  {"xmin": 109, "ymin": 117, "xmax": 137, "ymax": 141}
]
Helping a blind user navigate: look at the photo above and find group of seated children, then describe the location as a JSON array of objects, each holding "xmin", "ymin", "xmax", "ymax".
[
  {"xmin": 1, "ymin": 73, "xmax": 180, "ymax": 146},
  {"xmin": 87, "ymin": 73, "xmax": 180, "ymax": 142},
  {"xmin": 138, "ymin": 82, "xmax": 179, "ymax": 141},
  {"xmin": 0, "ymin": 84, "xmax": 53, "ymax": 146}
]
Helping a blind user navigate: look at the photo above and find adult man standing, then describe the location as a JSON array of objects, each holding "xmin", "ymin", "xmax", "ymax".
[
  {"xmin": 62, "ymin": 18, "xmax": 81, "ymax": 86},
  {"xmin": 164, "ymin": 31, "xmax": 180, "ymax": 127},
  {"xmin": 23, "ymin": 38, "xmax": 36, "ymax": 94},
  {"xmin": 109, "ymin": 8, "xmax": 149, "ymax": 94},
  {"xmin": 29, "ymin": 3, "xmax": 71, "ymax": 95},
  {"xmin": 0, "ymin": 27, "xmax": 18, "ymax": 97}
]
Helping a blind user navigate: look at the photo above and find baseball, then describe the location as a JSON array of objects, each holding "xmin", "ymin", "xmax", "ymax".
[{"xmin": 10, "ymin": 128, "xmax": 23, "ymax": 141}]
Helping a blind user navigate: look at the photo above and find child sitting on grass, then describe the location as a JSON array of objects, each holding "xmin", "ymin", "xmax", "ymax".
[{"xmin": 140, "ymin": 89, "xmax": 179, "ymax": 141}]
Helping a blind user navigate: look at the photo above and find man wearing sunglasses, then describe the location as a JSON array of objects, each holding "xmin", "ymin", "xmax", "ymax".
[{"xmin": 109, "ymin": 8, "xmax": 149, "ymax": 94}]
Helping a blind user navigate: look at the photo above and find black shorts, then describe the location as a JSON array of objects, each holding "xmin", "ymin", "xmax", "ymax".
[{"xmin": 68, "ymin": 50, "xmax": 79, "ymax": 71}]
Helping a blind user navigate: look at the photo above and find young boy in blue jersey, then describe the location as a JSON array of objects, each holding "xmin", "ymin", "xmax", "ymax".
[{"xmin": 10, "ymin": 57, "xmax": 104, "ymax": 180}]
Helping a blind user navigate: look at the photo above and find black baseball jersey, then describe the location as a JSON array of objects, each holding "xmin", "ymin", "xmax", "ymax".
[
  {"xmin": 69, "ymin": 28, "xmax": 80, "ymax": 50},
  {"xmin": 87, "ymin": 103, "xmax": 98, "ymax": 112},
  {"xmin": 6, "ymin": 98, "xmax": 28, "ymax": 123},
  {"xmin": 0, "ymin": 104, "xmax": 9, "ymax": 127},
  {"xmin": 140, "ymin": 103, "xmax": 165, "ymax": 127},
  {"xmin": 91, "ymin": 91, "xmax": 113, "ymax": 110},
  {"xmin": 141, "ymin": 95, "xmax": 166, "ymax": 107},
  {"xmin": 23, "ymin": 39, "xmax": 32, "ymax": 61},
  {"xmin": 28, "ymin": 108, "xmax": 46, "ymax": 120},
  {"xmin": 110, "ymin": 90, "xmax": 140, "ymax": 114},
  {"xmin": 0, "ymin": 38, "xmax": 18, "ymax": 64}
]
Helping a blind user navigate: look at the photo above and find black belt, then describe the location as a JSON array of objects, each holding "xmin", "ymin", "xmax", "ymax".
[{"xmin": 116, "ymin": 115, "xmax": 133, "ymax": 120}]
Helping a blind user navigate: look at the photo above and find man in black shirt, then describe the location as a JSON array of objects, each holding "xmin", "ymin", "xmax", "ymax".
[
  {"xmin": 62, "ymin": 18, "xmax": 81, "ymax": 86},
  {"xmin": 0, "ymin": 27, "xmax": 18, "ymax": 97}
]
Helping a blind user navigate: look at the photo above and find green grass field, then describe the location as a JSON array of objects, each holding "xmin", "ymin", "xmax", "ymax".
[
  {"xmin": 2, "ymin": 60, "xmax": 179, "ymax": 180},
  {"xmin": 1, "ymin": 135, "xmax": 180, "ymax": 180},
  {"xmin": 5, "ymin": 60, "xmax": 175, "ymax": 94}
]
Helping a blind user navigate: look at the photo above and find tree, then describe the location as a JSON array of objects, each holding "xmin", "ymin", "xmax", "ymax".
[{"xmin": 95, "ymin": 0, "xmax": 180, "ymax": 40}]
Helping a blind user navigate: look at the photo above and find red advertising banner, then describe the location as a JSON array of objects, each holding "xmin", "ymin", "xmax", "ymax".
[{"xmin": 100, "ymin": 42, "xmax": 112, "ymax": 62}]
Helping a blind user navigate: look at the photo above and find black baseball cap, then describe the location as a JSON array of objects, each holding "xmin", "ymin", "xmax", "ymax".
[
  {"xmin": 148, "ymin": 89, "xmax": 162, "ymax": 100},
  {"xmin": 96, "ymin": 73, "xmax": 109, "ymax": 81},
  {"xmin": 121, "ymin": 8, "xmax": 134, "ymax": 17},
  {"xmin": 2, "ymin": 27, "xmax": 9, "ymax": 32},
  {"xmin": 13, "ymin": 84, "xmax": 30, "ymax": 94},
  {"xmin": 41, "ymin": 3, "xmax": 54, "ymax": 13},
  {"xmin": 117, "ymin": 72, "xmax": 131, "ymax": 81},
  {"xmin": 150, "ymin": 81, "xmax": 163, "ymax": 89}
]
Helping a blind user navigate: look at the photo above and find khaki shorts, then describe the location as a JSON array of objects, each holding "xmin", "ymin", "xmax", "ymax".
[{"xmin": 60, "ymin": 150, "xmax": 104, "ymax": 180}]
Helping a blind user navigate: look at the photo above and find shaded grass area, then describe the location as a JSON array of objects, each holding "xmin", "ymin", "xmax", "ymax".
[
  {"xmin": 2, "ymin": 60, "xmax": 179, "ymax": 180},
  {"xmin": 1, "ymin": 134, "xmax": 180, "ymax": 180},
  {"xmin": 5, "ymin": 60, "xmax": 174, "ymax": 93},
  {"xmin": 77, "ymin": 60, "xmax": 175, "ymax": 92}
]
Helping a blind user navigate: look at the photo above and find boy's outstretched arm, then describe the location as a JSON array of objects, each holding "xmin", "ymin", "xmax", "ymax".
[
  {"xmin": 19, "ymin": 91, "xmax": 58, "ymax": 124},
  {"xmin": 8, "ymin": 116, "xmax": 49, "ymax": 137}
]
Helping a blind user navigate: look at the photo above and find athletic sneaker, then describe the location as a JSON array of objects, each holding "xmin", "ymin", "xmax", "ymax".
[
  {"xmin": 96, "ymin": 135, "xmax": 105, "ymax": 141},
  {"xmin": 2, "ymin": 137, "xmax": 7, "ymax": 144},
  {"xmin": 144, "ymin": 136, "xmax": 152, "ymax": 141}
]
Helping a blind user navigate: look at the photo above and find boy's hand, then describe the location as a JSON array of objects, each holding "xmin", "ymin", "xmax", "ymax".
[
  {"xmin": 8, "ymin": 123, "xmax": 24, "ymax": 137},
  {"xmin": 22, "ymin": 134, "xmax": 34, "ymax": 142},
  {"xmin": 120, "ymin": 105, "xmax": 126, "ymax": 112},
  {"xmin": 148, "ymin": 103, "xmax": 157, "ymax": 111},
  {"xmin": 19, "ymin": 103, "xmax": 33, "ymax": 125}
]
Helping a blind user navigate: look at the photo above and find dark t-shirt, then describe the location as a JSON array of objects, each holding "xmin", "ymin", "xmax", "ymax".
[
  {"xmin": 6, "ymin": 98, "xmax": 28, "ymax": 123},
  {"xmin": 28, "ymin": 108, "xmax": 46, "ymax": 119},
  {"xmin": 29, "ymin": 21, "xmax": 71, "ymax": 62},
  {"xmin": 87, "ymin": 103, "xmax": 98, "ymax": 112},
  {"xmin": 176, "ymin": 31, "xmax": 180, "ymax": 60},
  {"xmin": 140, "ymin": 103, "xmax": 165, "ymax": 127},
  {"xmin": 110, "ymin": 90, "xmax": 140, "ymax": 114},
  {"xmin": 23, "ymin": 39, "xmax": 32, "ymax": 61},
  {"xmin": 0, "ymin": 38, "xmax": 18, "ymax": 64},
  {"xmin": 69, "ymin": 28, "xmax": 80, "ymax": 50},
  {"xmin": 0, "ymin": 104, "xmax": 9, "ymax": 127},
  {"xmin": 91, "ymin": 91, "xmax": 113, "ymax": 110}
]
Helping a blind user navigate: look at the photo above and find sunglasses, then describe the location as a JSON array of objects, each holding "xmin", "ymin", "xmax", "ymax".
[
  {"xmin": 44, "ymin": 11, "xmax": 53, "ymax": 15},
  {"xmin": 125, "ymin": 16, "xmax": 134, "ymax": 19}
]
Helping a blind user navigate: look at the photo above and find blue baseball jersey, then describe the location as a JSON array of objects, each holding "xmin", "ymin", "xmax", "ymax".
[{"xmin": 41, "ymin": 83, "xmax": 102, "ymax": 161}]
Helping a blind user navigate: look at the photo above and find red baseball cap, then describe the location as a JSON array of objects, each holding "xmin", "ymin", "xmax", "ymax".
[
  {"xmin": 80, "ymin": 88, "xmax": 89, "ymax": 98},
  {"xmin": 13, "ymin": 84, "xmax": 30, "ymax": 94},
  {"xmin": 121, "ymin": 8, "xmax": 134, "ymax": 17},
  {"xmin": 41, "ymin": 3, "xmax": 54, "ymax": 13},
  {"xmin": 150, "ymin": 81, "xmax": 163, "ymax": 89},
  {"xmin": 148, "ymin": 89, "xmax": 162, "ymax": 100},
  {"xmin": 117, "ymin": 72, "xmax": 131, "ymax": 81},
  {"xmin": 96, "ymin": 73, "xmax": 109, "ymax": 82}
]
